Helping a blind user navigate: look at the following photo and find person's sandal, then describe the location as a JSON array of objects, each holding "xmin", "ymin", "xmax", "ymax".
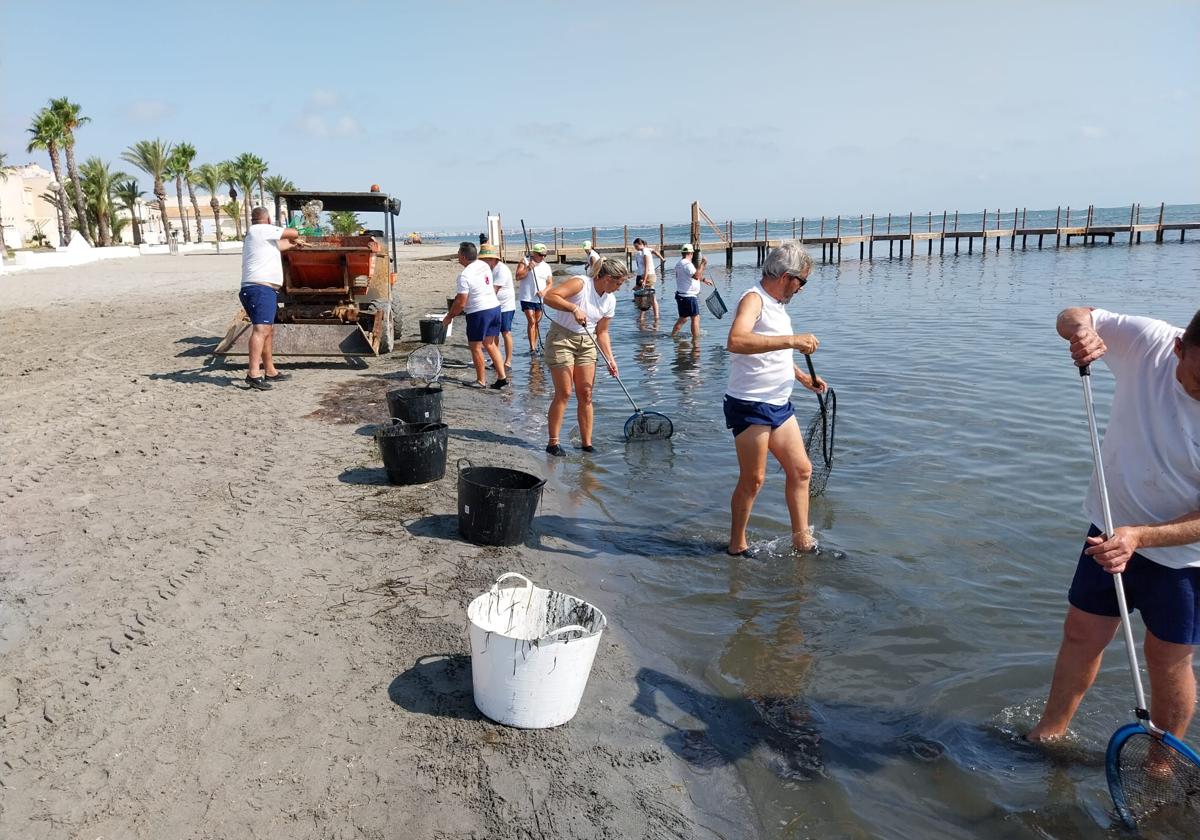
[
  {"xmin": 545, "ymin": 443, "xmax": 566, "ymax": 457},
  {"xmin": 265, "ymin": 371, "xmax": 291, "ymax": 381},
  {"xmin": 245, "ymin": 375, "xmax": 272, "ymax": 391},
  {"xmin": 580, "ymin": 444, "xmax": 595, "ymax": 453},
  {"xmin": 490, "ymin": 378, "xmax": 509, "ymax": 390}
]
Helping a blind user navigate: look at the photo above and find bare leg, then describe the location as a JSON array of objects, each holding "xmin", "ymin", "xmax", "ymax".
[
  {"xmin": 729, "ymin": 425, "xmax": 770, "ymax": 555},
  {"xmin": 574, "ymin": 364, "xmax": 595, "ymax": 446},
  {"xmin": 767, "ymin": 416, "xmax": 815, "ymax": 551},
  {"xmin": 652, "ymin": 293, "xmax": 660, "ymax": 323},
  {"xmin": 247, "ymin": 324, "xmax": 270, "ymax": 377},
  {"xmin": 671, "ymin": 317, "xmax": 687, "ymax": 338},
  {"xmin": 690, "ymin": 314, "xmax": 701, "ymax": 340},
  {"xmin": 532, "ymin": 310, "xmax": 543, "ymax": 350},
  {"xmin": 502, "ymin": 330, "xmax": 513, "ymax": 368},
  {"xmin": 547, "ymin": 365, "xmax": 574, "ymax": 445},
  {"xmin": 1027, "ymin": 606, "xmax": 1120, "ymax": 741},
  {"xmin": 1143, "ymin": 630, "xmax": 1196, "ymax": 737},
  {"xmin": 483, "ymin": 336, "xmax": 506, "ymax": 380},
  {"xmin": 262, "ymin": 326, "xmax": 278, "ymax": 376},
  {"xmin": 469, "ymin": 340, "xmax": 486, "ymax": 385}
]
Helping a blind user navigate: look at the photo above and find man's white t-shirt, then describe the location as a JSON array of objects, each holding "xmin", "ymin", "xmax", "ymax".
[
  {"xmin": 455, "ymin": 260, "xmax": 498, "ymax": 314},
  {"xmin": 492, "ymin": 261, "xmax": 516, "ymax": 312},
  {"xmin": 546, "ymin": 276, "xmax": 617, "ymax": 334},
  {"xmin": 675, "ymin": 257, "xmax": 699, "ymax": 297},
  {"xmin": 241, "ymin": 224, "xmax": 285, "ymax": 287},
  {"xmin": 519, "ymin": 259, "xmax": 552, "ymax": 303},
  {"xmin": 1086, "ymin": 308, "xmax": 1200, "ymax": 569}
]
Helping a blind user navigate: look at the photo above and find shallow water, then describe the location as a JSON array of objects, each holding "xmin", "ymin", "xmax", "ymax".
[{"xmin": 504, "ymin": 237, "xmax": 1199, "ymax": 838}]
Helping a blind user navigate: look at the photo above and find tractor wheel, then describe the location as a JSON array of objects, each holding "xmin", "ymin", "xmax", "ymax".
[{"xmin": 368, "ymin": 300, "xmax": 394, "ymax": 354}]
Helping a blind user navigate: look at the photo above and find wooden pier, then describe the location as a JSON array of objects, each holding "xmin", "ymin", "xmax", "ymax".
[{"xmin": 529, "ymin": 202, "xmax": 1198, "ymax": 267}]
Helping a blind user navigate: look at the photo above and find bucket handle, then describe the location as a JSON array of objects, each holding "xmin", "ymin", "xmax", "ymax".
[
  {"xmin": 543, "ymin": 624, "xmax": 589, "ymax": 640},
  {"xmin": 457, "ymin": 457, "xmax": 473, "ymax": 475},
  {"xmin": 491, "ymin": 572, "xmax": 535, "ymax": 593}
]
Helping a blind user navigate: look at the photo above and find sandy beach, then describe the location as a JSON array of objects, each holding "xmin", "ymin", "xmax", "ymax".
[{"xmin": 0, "ymin": 251, "xmax": 729, "ymax": 839}]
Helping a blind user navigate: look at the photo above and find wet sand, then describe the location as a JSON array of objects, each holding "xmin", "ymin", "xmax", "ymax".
[{"xmin": 0, "ymin": 251, "xmax": 732, "ymax": 839}]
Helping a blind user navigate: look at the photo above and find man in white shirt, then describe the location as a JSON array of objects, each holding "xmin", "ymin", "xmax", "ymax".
[
  {"xmin": 516, "ymin": 243, "xmax": 553, "ymax": 354},
  {"xmin": 480, "ymin": 247, "xmax": 516, "ymax": 372},
  {"xmin": 1028, "ymin": 306, "xmax": 1200, "ymax": 744},
  {"xmin": 582, "ymin": 239, "xmax": 601, "ymax": 274},
  {"xmin": 238, "ymin": 207, "xmax": 304, "ymax": 390},
  {"xmin": 633, "ymin": 238, "xmax": 665, "ymax": 325},
  {"xmin": 670, "ymin": 243, "xmax": 713, "ymax": 341},
  {"xmin": 441, "ymin": 241, "xmax": 508, "ymax": 389}
]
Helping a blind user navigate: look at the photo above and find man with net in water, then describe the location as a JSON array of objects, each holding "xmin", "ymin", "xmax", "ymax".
[
  {"xmin": 1027, "ymin": 307, "xmax": 1200, "ymax": 745},
  {"xmin": 724, "ymin": 242, "xmax": 826, "ymax": 557}
]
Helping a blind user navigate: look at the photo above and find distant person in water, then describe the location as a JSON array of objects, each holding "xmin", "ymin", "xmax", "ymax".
[
  {"xmin": 582, "ymin": 239, "xmax": 601, "ymax": 274},
  {"xmin": 516, "ymin": 243, "xmax": 553, "ymax": 354},
  {"xmin": 1027, "ymin": 306, "xmax": 1200, "ymax": 744},
  {"xmin": 442, "ymin": 242, "xmax": 508, "ymax": 389},
  {"xmin": 541, "ymin": 257, "xmax": 630, "ymax": 455},
  {"xmin": 480, "ymin": 246, "xmax": 516, "ymax": 371},
  {"xmin": 724, "ymin": 241, "xmax": 824, "ymax": 557},
  {"xmin": 632, "ymin": 238, "xmax": 665, "ymax": 325},
  {"xmin": 672, "ymin": 243, "xmax": 713, "ymax": 340},
  {"xmin": 238, "ymin": 206, "xmax": 305, "ymax": 390}
]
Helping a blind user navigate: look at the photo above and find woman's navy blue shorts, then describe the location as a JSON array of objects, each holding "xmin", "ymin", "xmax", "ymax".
[
  {"xmin": 239, "ymin": 284, "xmax": 278, "ymax": 325},
  {"xmin": 465, "ymin": 306, "xmax": 502, "ymax": 342},
  {"xmin": 675, "ymin": 293, "xmax": 700, "ymax": 318},
  {"xmin": 520, "ymin": 301, "xmax": 543, "ymax": 312},
  {"xmin": 1068, "ymin": 524, "xmax": 1200, "ymax": 645},
  {"xmin": 723, "ymin": 395, "xmax": 795, "ymax": 437},
  {"xmin": 500, "ymin": 309, "xmax": 515, "ymax": 333}
]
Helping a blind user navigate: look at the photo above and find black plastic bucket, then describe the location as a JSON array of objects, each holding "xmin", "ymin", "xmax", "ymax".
[
  {"xmin": 375, "ymin": 422, "xmax": 448, "ymax": 485},
  {"xmin": 457, "ymin": 459, "xmax": 546, "ymax": 546},
  {"xmin": 386, "ymin": 386, "xmax": 443, "ymax": 425},
  {"xmin": 420, "ymin": 318, "xmax": 446, "ymax": 344}
]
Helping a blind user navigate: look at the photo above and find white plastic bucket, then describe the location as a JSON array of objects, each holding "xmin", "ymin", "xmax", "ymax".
[{"xmin": 467, "ymin": 572, "xmax": 607, "ymax": 728}]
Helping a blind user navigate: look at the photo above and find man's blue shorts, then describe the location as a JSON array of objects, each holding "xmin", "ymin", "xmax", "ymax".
[
  {"xmin": 520, "ymin": 301, "xmax": 543, "ymax": 313},
  {"xmin": 675, "ymin": 293, "xmax": 700, "ymax": 318},
  {"xmin": 1068, "ymin": 524, "xmax": 1200, "ymax": 645},
  {"xmin": 239, "ymin": 284, "xmax": 278, "ymax": 325},
  {"xmin": 723, "ymin": 395, "xmax": 795, "ymax": 437},
  {"xmin": 465, "ymin": 306, "xmax": 502, "ymax": 342},
  {"xmin": 500, "ymin": 309, "xmax": 515, "ymax": 333}
]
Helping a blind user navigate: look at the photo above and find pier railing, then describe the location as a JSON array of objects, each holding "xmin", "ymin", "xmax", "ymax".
[{"xmin": 509, "ymin": 202, "xmax": 1197, "ymax": 267}]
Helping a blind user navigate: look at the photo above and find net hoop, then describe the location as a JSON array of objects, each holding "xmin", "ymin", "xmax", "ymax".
[
  {"xmin": 1107, "ymin": 721, "xmax": 1200, "ymax": 828},
  {"xmin": 624, "ymin": 410, "xmax": 674, "ymax": 441}
]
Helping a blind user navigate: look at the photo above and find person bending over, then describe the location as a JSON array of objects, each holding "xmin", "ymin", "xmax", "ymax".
[
  {"xmin": 1028, "ymin": 306, "xmax": 1200, "ymax": 743},
  {"xmin": 724, "ymin": 241, "xmax": 825, "ymax": 556},
  {"xmin": 541, "ymin": 257, "xmax": 630, "ymax": 455}
]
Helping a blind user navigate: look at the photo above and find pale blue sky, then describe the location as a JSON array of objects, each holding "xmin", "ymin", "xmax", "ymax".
[{"xmin": 1, "ymin": 0, "xmax": 1196, "ymax": 229}]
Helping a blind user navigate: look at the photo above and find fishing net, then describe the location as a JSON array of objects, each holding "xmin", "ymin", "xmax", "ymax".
[
  {"xmin": 1110, "ymin": 728, "xmax": 1200, "ymax": 828},
  {"xmin": 803, "ymin": 388, "xmax": 837, "ymax": 496},
  {"xmin": 705, "ymin": 289, "xmax": 728, "ymax": 319},
  {"xmin": 407, "ymin": 344, "xmax": 443, "ymax": 386},
  {"xmin": 624, "ymin": 410, "xmax": 674, "ymax": 441}
]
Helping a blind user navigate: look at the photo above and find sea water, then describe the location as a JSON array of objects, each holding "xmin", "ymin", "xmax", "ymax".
[{"xmin": 501, "ymin": 233, "xmax": 1199, "ymax": 838}]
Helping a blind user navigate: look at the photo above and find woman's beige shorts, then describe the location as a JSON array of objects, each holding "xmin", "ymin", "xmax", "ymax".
[{"xmin": 543, "ymin": 322, "xmax": 597, "ymax": 368}]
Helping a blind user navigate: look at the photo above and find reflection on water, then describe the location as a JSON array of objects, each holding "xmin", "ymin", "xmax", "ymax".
[{"xmin": 517, "ymin": 240, "xmax": 1199, "ymax": 838}]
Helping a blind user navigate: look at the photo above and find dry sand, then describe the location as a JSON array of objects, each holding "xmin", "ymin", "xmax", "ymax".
[{"xmin": 0, "ymin": 251, "xmax": 738, "ymax": 839}]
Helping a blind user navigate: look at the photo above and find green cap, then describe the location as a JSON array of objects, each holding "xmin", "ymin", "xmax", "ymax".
[
  {"xmin": 582, "ymin": 240, "xmax": 593, "ymax": 250},
  {"xmin": 531, "ymin": 243, "xmax": 547, "ymax": 255}
]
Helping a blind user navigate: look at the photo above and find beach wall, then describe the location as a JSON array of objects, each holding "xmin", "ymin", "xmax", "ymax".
[{"xmin": 0, "ymin": 242, "xmax": 241, "ymax": 274}]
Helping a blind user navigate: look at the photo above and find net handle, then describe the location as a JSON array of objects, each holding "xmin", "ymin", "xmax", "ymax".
[
  {"xmin": 1079, "ymin": 364, "xmax": 1150, "ymax": 719},
  {"xmin": 582, "ymin": 323, "xmax": 640, "ymax": 413}
]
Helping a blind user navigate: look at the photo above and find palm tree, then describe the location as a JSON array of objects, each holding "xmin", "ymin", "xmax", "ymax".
[
  {"xmin": 233, "ymin": 153, "xmax": 267, "ymax": 230},
  {"xmin": 329, "ymin": 211, "xmax": 362, "ymax": 235},
  {"xmin": 26, "ymin": 108, "xmax": 70, "ymax": 244},
  {"xmin": 165, "ymin": 149, "xmax": 190, "ymax": 243},
  {"xmin": 172, "ymin": 142, "xmax": 203, "ymax": 243},
  {"xmin": 113, "ymin": 179, "xmax": 144, "ymax": 246},
  {"xmin": 219, "ymin": 161, "xmax": 243, "ymax": 239},
  {"xmin": 78, "ymin": 157, "xmax": 126, "ymax": 246},
  {"xmin": 122, "ymin": 139, "xmax": 173, "ymax": 245},
  {"xmin": 192, "ymin": 163, "xmax": 226, "ymax": 250},
  {"xmin": 48, "ymin": 97, "xmax": 94, "ymax": 246},
  {"xmin": 262, "ymin": 173, "xmax": 295, "ymax": 225},
  {"xmin": 223, "ymin": 199, "xmax": 242, "ymax": 238}
]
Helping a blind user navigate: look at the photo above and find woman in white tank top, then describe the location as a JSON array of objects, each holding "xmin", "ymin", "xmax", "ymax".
[{"xmin": 723, "ymin": 242, "xmax": 828, "ymax": 557}]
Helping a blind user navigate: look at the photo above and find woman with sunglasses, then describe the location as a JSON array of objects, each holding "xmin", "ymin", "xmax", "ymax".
[
  {"xmin": 541, "ymin": 257, "xmax": 631, "ymax": 456},
  {"xmin": 724, "ymin": 241, "xmax": 827, "ymax": 557}
]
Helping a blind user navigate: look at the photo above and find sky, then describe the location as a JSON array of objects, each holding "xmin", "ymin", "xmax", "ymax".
[{"xmin": 1, "ymin": 0, "xmax": 1197, "ymax": 230}]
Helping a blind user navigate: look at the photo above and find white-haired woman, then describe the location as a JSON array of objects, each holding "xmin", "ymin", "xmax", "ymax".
[
  {"xmin": 725, "ymin": 241, "xmax": 827, "ymax": 556},
  {"xmin": 541, "ymin": 257, "xmax": 631, "ymax": 455}
]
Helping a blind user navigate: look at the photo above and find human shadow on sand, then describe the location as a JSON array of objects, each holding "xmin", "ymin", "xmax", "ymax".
[
  {"xmin": 449, "ymin": 428, "xmax": 540, "ymax": 452},
  {"xmin": 145, "ymin": 368, "xmax": 241, "ymax": 388},
  {"xmin": 175, "ymin": 336, "xmax": 220, "ymax": 357},
  {"xmin": 403, "ymin": 513, "xmax": 461, "ymax": 541},
  {"xmin": 527, "ymin": 514, "xmax": 719, "ymax": 561},
  {"xmin": 388, "ymin": 653, "xmax": 482, "ymax": 721}
]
